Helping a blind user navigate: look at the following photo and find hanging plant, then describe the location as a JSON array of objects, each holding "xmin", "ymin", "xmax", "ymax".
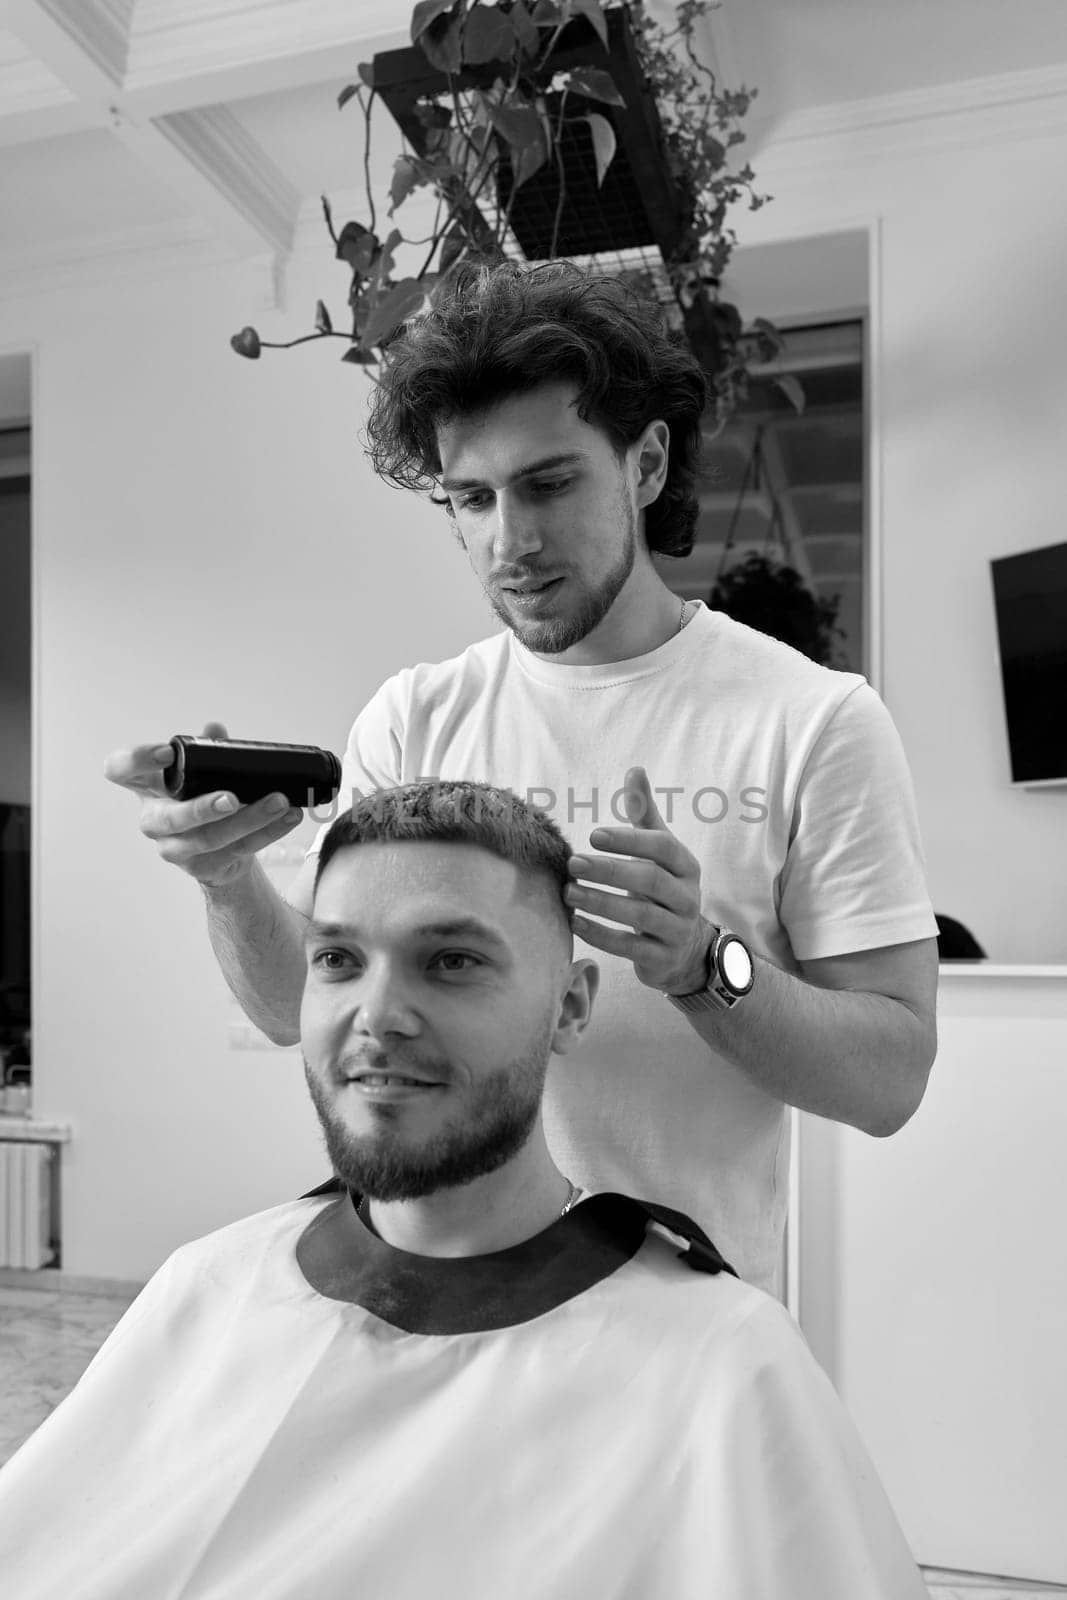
[
  {"xmin": 710, "ymin": 553, "xmax": 847, "ymax": 668},
  {"xmin": 230, "ymin": 0, "xmax": 797, "ymax": 427}
]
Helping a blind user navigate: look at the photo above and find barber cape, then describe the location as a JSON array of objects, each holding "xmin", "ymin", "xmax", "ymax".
[{"xmin": 0, "ymin": 1192, "xmax": 926, "ymax": 1599}]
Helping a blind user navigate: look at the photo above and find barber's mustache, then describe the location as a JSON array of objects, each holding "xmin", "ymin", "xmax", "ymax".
[{"xmin": 491, "ymin": 565, "xmax": 568, "ymax": 586}]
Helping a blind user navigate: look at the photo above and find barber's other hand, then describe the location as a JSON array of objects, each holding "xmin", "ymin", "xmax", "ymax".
[
  {"xmin": 564, "ymin": 766, "xmax": 713, "ymax": 994},
  {"xmin": 103, "ymin": 720, "xmax": 304, "ymax": 889}
]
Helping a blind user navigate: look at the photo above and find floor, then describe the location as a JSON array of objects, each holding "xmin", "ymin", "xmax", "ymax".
[
  {"xmin": 0, "ymin": 1269, "xmax": 142, "ymax": 1468},
  {"xmin": 1, "ymin": 1273, "xmax": 1064, "ymax": 1598}
]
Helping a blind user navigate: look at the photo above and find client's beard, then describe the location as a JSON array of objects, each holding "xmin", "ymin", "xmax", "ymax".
[{"xmin": 302, "ymin": 1029, "xmax": 552, "ymax": 1202}]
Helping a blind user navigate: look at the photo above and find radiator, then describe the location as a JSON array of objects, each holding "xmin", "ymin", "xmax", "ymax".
[{"xmin": 0, "ymin": 1142, "xmax": 55, "ymax": 1269}]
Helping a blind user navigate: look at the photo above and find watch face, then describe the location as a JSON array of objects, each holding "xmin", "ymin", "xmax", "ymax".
[{"xmin": 719, "ymin": 936, "xmax": 754, "ymax": 994}]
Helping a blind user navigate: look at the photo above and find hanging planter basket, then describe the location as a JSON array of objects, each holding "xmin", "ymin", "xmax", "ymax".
[
  {"xmin": 371, "ymin": 5, "xmax": 688, "ymax": 261},
  {"xmin": 229, "ymin": 0, "xmax": 793, "ymax": 429}
]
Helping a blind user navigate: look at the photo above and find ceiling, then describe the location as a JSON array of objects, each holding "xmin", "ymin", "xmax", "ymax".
[{"xmin": 3, "ymin": 0, "xmax": 1067, "ymax": 302}]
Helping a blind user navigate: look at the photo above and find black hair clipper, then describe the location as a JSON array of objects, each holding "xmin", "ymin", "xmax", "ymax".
[{"xmin": 163, "ymin": 736, "xmax": 341, "ymax": 808}]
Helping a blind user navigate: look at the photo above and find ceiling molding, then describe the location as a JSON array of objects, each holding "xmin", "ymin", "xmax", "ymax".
[
  {"xmin": 125, "ymin": 0, "xmax": 407, "ymax": 102},
  {"xmin": 0, "ymin": 217, "xmax": 235, "ymax": 304},
  {"xmin": 37, "ymin": 0, "xmax": 134, "ymax": 82},
  {"xmin": 153, "ymin": 105, "xmax": 300, "ymax": 257},
  {"xmin": 0, "ymin": 26, "xmax": 88, "ymax": 143},
  {"xmin": 4, "ymin": 0, "xmax": 129, "ymax": 93},
  {"xmin": 3, "ymin": 0, "xmax": 303, "ymax": 266},
  {"xmin": 0, "ymin": 25, "xmax": 70, "ymax": 106},
  {"xmin": 748, "ymin": 58, "xmax": 1067, "ymax": 158}
]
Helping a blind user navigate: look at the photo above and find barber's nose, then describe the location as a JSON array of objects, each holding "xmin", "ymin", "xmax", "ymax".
[
  {"xmin": 493, "ymin": 492, "xmax": 542, "ymax": 564},
  {"xmin": 350, "ymin": 962, "xmax": 418, "ymax": 1041}
]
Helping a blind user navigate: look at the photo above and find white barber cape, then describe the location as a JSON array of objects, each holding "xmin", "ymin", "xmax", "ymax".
[{"xmin": 0, "ymin": 1191, "xmax": 926, "ymax": 1599}]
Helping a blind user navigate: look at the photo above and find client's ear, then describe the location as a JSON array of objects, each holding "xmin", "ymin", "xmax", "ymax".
[{"xmin": 551, "ymin": 960, "xmax": 599, "ymax": 1055}]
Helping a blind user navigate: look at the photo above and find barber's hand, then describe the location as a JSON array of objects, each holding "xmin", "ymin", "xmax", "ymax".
[
  {"xmin": 103, "ymin": 720, "xmax": 304, "ymax": 890},
  {"xmin": 565, "ymin": 767, "xmax": 713, "ymax": 995}
]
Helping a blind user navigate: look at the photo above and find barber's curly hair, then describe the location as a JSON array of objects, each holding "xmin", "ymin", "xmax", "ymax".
[{"xmin": 364, "ymin": 260, "xmax": 709, "ymax": 559}]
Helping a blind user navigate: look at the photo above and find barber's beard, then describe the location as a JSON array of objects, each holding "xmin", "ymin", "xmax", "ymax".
[
  {"xmin": 488, "ymin": 495, "xmax": 638, "ymax": 656},
  {"xmin": 302, "ymin": 1033, "xmax": 552, "ymax": 1202}
]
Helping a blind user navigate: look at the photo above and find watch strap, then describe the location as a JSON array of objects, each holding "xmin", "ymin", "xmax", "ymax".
[{"xmin": 666, "ymin": 928, "xmax": 752, "ymax": 1015}]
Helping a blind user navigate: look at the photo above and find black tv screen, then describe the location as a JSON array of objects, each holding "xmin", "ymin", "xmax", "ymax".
[{"xmin": 990, "ymin": 541, "xmax": 1067, "ymax": 785}]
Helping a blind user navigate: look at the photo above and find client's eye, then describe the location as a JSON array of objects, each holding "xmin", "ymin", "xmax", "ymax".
[
  {"xmin": 433, "ymin": 952, "xmax": 482, "ymax": 973},
  {"xmin": 312, "ymin": 950, "xmax": 353, "ymax": 973}
]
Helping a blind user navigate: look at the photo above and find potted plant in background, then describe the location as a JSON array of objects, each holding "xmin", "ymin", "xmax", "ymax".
[
  {"xmin": 710, "ymin": 553, "xmax": 847, "ymax": 668},
  {"xmin": 231, "ymin": 0, "xmax": 800, "ymax": 431}
]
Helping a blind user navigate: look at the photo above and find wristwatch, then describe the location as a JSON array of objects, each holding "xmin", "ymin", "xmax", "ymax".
[{"xmin": 667, "ymin": 927, "xmax": 755, "ymax": 1015}]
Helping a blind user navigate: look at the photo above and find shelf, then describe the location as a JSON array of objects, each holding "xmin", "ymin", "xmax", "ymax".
[
  {"xmin": 0, "ymin": 1116, "xmax": 72, "ymax": 1144},
  {"xmin": 938, "ymin": 963, "xmax": 1067, "ymax": 979}
]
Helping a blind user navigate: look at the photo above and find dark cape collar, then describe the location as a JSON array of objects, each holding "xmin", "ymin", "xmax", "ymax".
[{"xmin": 297, "ymin": 1179, "xmax": 736, "ymax": 1336}]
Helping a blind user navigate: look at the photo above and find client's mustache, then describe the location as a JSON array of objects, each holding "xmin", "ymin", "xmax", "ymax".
[{"xmin": 334, "ymin": 1050, "xmax": 450, "ymax": 1087}]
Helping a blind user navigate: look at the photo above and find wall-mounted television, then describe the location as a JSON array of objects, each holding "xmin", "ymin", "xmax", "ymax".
[{"xmin": 990, "ymin": 540, "xmax": 1067, "ymax": 786}]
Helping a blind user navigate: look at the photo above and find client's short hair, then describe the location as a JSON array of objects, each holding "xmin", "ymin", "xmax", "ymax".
[{"xmin": 315, "ymin": 781, "xmax": 574, "ymax": 933}]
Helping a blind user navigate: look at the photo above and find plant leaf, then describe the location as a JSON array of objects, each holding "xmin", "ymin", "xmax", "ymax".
[
  {"xmin": 336, "ymin": 221, "xmax": 378, "ymax": 273},
  {"xmin": 510, "ymin": 0, "xmax": 540, "ymax": 54},
  {"xmin": 438, "ymin": 225, "xmax": 467, "ymax": 272},
  {"xmin": 362, "ymin": 278, "xmax": 427, "ymax": 349},
  {"xmin": 411, "ymin": 0, "xmax": 457, "ymax": 43},
  {"xmin": 750, "ymin": 316, "xmax": 783, "ymax": 361},
  {"xmin": 512, "ymin": 130, "xmax": 550, "ymax": 188},
  {"xmin": 582, "ymin": 112, "xmax": 616, "ymax": 186},
  {"xmin": 709, "ymin": 299, "xmax": 743, "ymax": 342},
  {"xmin": 230, "ymin": 326, "xmax": 261, "ymax": 360},
  {"xmin": 563, "ymin": 66, "xmax": 625, "ymax": 106},
  {"xmin": 372, "ymin": 227, "xmax": 403, "ymax": 286},
  {"xmin": 531, "ymin": 0, "xmax": 562, "ymax": 23},
  {"xmin": 775, "ymin": 373, "xmax": 805, "ymax": 415},
  {"xmin": 388, "ymin": 154, "xmax": 423, "ymax": 215},
  {"xmin": 462, "ymin": 3, "xmax": 515, "ymax": 65},
  {"xmin": 568, "ymin": 0, "xmax": 608, "ymax": 49},
  {"xmin": 357, "ymin": 60, "xmax": 376, "ymax": 89},
  {"xmin": 414, "ymin": 98, "xmax": 452, "ymax": 130},
  {"xmin": 487, "ymin": 102, "xmax": 543, "ymax": 151},
  {"xmin": 342, "ymin": 346, "xmax": 377, "ymax": 365},
  {"xmin": 314, "ymin": 299, "xmax": 333, "ymax": 334},
  {"xmin": 419, "ymin": 12, "xmax": 464, "ymax": 73},
  {"xmin": 337, "ymin": 84, "xmax": 359, "ymax": 111}
]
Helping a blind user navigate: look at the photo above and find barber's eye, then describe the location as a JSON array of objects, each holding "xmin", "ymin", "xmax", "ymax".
[{"xmin": 533, "ymin": 478, "xmax": 569, "ymax": 495}]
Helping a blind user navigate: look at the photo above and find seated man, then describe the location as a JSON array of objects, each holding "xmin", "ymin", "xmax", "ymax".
[{"xmin": 0, "ymin": 783, "xmax": 926, "ymax": 1598}]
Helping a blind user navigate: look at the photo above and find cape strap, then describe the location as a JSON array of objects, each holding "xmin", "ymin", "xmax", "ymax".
[
  {"xmin": 299, "ymin": 1178, "xmax": 738, "ymax": 1281},
  {"xmin": 633, "ymin": 1196, "xmax": 738, "ymax": 1279},
  {"xmin": 302, "ymin": 1175, "xmax": 344, "ymax": 1199}
]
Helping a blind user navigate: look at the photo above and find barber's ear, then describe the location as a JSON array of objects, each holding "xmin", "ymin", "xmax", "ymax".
[
  {"xmin": 635, "ymin": 419, "xmax": 670, "ymax": 509},
  {"xmin": 552, "ymin": 960, "xmax": 600, "ymax": 1055}
]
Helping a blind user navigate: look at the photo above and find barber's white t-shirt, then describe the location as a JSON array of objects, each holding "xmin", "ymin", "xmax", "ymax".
[{"xmin": 309, "ymin": 604, "xmax": 936, "ymax": 1288}]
